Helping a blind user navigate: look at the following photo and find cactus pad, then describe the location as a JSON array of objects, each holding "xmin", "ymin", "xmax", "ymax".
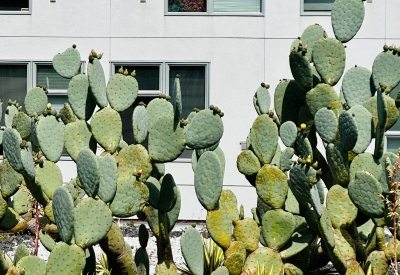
[
  {"xmin": 306, "ymin": 84, "xmax": 342, "ymax": 116},
  {"xmin": 35, "ymin": 160, "xmax": 62, "ymax": 199},
  {"xmin": 372, "ymin": 49, "xmax": 400, "ymax": 93},
  {"xmin": 314, "ymin": 107, "xmax": 338, "ymax": 143},
  {"xmin": 46, "ymin": 242, "xmax": 86, "ymax": 275},
  {"xmin": 250, "ymin": 114, "xmax": 278, "ymax": 165},
  {"xmin": 77, "ymin": 148, "xmax": 100, "ymax": 198},
  {"xmin": 16, "ymin": 255, "xmax": 46, "ymax": 275},
  {"xmin": 236, "ymin": 150, "xmax": 261, "ymax": 176},
  {"xmin": 289, "ymin": 49, "xmax": 313, "ymax": 92},
  {"xmin": 280, "ymin": 121, "xmax": 298, "ymax": 147},
  {"xmin": 181, "ymin": 227, "xmax": 204, "ymax": 275},
  {"xmin": 87, "ymin": 58, "xmax": 108, "ymax": 108},
  {"xmin": 2, "ymin": 128, "xmax": 23, "ymax": 172},
  {"xmin": 159, "ymin": 173, "xmax": 178, "ymax": 212},
  {"xmin": 106, "ymin": 73, "xmax": 138, "ymax": 112},
  {"xmin": 52, "ymin": 186, "xmax": 75, "ymax": 243},
  {"xmin": 348, "ymin": 105, "xmax": 372, "ymax": 154},
  {"xmin": 279, "ymin": 227, "xmax": 316, "ymax": 259},
  {"xmin": 256, "ymin": 164, "xmax": 288, "ymax": 209},
  {"xmin": 274, "ymin": 79, "xmax": 304, "ymax": 124},
  {"xmin": 206, "ymin": 208, "xmax": 232, "ymax": 250},
  {"xmin": 52, "ymin": 45, "xmax": 81, "ymax": 78},
  {"xmin": 243, "ymin": 247, "xmax": 284, "ymax": 275},
  {"xmin": 36, "ymin": 115, "xmax": 64, "ymax": 162},
  {"xmin": 91, "ymin": 107, "xmax": 122, "ymax": 153},
  {"xmin": 255, "ymin": 84, "xmax": 271, "ymax": 114},
  {"xmin": 301, "ymin": 24, "xmax": 327, "ymax": 62},
  {"xmin": 262, "ymin": 209, "xmax": 296, "ymax": 250},
  {"xmin": 68, "ymin": 74, "xmax": 96, "ymax": 120},
  {"xmin": 233, "ymin": 218, "xmax": 260, "ymax": 252},
  {"xmin": 326, "ymin": 185, "xmax": 357, "ymax": 229},
  {"xmin": 24, "ymin": 87, "xmax": 48, "ymax": 117},
  {"xmin": 5, "ymin": 105, "xmax": 18, "ymax": 128},
  {"xmin": 331, "ymin": 0, "xmax": 365, "ymax": 43},
  {"xmin": 97, "ymin": 153, "xmax": 118, "ymax": 203},
  {"xmin": 64, "ymin": 120, "xmax": 96, "ymax": 161},
  {"xmin": 194, "ymin": 151, "xmax": 223, "ymax": 211},
  {"xmin": 338, "ymin": 110, "xmax": 358, "ymax": 151},
  {"xmin": 132, "ymin": 105, "xmax": 149, "ymax": 144},
  {"xmin": 342, "ymin": 66, "xmax": 374, "ymax": 107},
  {"xmin": 117, "ymin": 144, "xmax": 152, "ymax": 182}
]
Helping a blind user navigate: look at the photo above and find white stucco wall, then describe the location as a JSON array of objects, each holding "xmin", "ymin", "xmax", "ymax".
[{"xmin": 0, "ymin": 0, "xmax": 399, "ymax": 219}]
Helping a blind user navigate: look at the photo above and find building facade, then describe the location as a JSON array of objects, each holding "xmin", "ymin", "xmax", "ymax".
[{"xmin": 0, "ymin": 0, "xmax": 399, "ymax": 220}]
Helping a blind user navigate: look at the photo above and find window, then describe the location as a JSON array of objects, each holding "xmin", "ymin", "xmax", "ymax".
[
  {"xmin": 0, "ymin": 61, "xmax": 83, "ymax": 157},
  {"xmin": 111, "ymin": 62, "xmax": 209, "ymax": 161},
  {"xmin": 385, "ymin": 83, "xmax": 400, "ymax": 154},
  {"xmin": 166, "ymin": 0, "xmax": 263, "ymax": 15},
  {"xmin": 0, "ymin": 0, "xmax": 31, "ymax": 14},
  {"xmin": 301, "ymin": 0, "xmax": 334, "ymax": 15}
]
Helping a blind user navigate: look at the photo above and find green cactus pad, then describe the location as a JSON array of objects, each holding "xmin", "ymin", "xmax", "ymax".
[
  {"xmin": 135, "ymin": 248, "xmax": 150, "ymax": 275},
  {"xmin": 211, "ymin": 266, "xmax": 229, "ymax": 275},
  {"xmin": 236, "ymin": 150, "xmax": 261, "ymax": 176},
  {"xmin": 0, "ymin": 196, "xmax": 8, "ymax": 220},
  {"xmin": 363, "ymin": 94, "xmax": 398, "ymax": 136},
  {"xmin": 365, "ymin": 251, "xmax": 389, "ymax": 275},
  {"xmin": 53, "ymin": 186, "xmax": 75, "ymax": 243},
  {"xmin": 349, "ymin": 152, "xmax": 382, "ymax": 183},
  {"xmin": 34, "ymin": 160, "xmax": 62, "ymax": 199},
  {"xmin": 148, "ymin": 114, "xmax": 185, "ymax": 162},
  {"xmin": 279, "ymin": 227, "xmax": 316, "ymax": 259},
  {"xmin": 68, "ymin": 74, "xmax": 96, "ymax": 120},
  {"xmin": 52, "ymin": 46, "xmax": 81, "ymax": 78},
  {"xmin": 106, "ymin": 73, "xmax": 138, "ymax": 112},
  {"xmin": 138, "ymin": 224, "xmax": 149, "ymax": 249},
  {"xmin": 289, "ymin": 50, "xmax": 313, "ymax": 92},
  {"xmin": 91, "ymin": 107, "xmax": 122, "ymax": 153},
  {"xmin": 74, "ymin": 197, "xmax": 113, "ymax": 249},
  {"xmin": 220, "ymin": 189, "xmax": 240, "ymax": 223},
  {"xmin": 301, "ymin": 24, "xmax": 327, "ymax": 63},
  {"xmin": 348, "ymin": 171, "xmax": 385, "ymax": 218},
  {"xmin": 194, "ymin": 151, "xmax": 223, "ymax": 211},
  {"xmin": 110, "ymin": 176, "xmax": 149, "ymax": 217},
  {"xmin": 338, "ymin": 110, "xmax": 358, "ymax": 151},
  {"xmin": 284, "ymin": 187, "xmax": 301, "ymax": 215},
  {"xmin": 24, "ymin": 87, "xmax": 48, "ymax": 117},
  {"xmin": 64, "ymin": 120, "xmax": 96, "ymax": 161},
  {"xmin": 326, "ymin": 185, "xmax": 357, "ymax": 229},
  {"xmin": 77, "ymin": 148, "xmax": 100, "ymax": 198},
  {"xmin": 326, "ymin": 142, "xmax": 350, "ymax": 187},
  {"xmin": 280, "ymin": 147, "xmax": 294, "ymax": 172},
  {"xmin": 280, "ymin": 121, "xmax": 297, "ymax": 147},
  {"xmin": 117, "ymin": 144, "xmax": 152, "ymax": 182},
  {"xmin": 250, "ymin": 114, "xmax": 278, "ymax": 165},
  {"xmin": 328, "ymin": 229, "xmax": 356, "ymax": 274},
  {"xmin": 289, "ymin": 164, "xmax": 319, "ymax": 209},
  {"xmin": 374, "ymin": 90, "xmax": 387, "ymax": 159},
  {"xmin": 243, "ymin": 247, "xmax": 284, "ymax": 275},
  {"xmin": 5, "ymin": 105, "xmax": 18, "ymax": 128},
  {"xmin": 181, "ymin": 227, "xmax": 204, "ymax": 275},
  {"xmin": 13, "ymin": 112, "xmax": 31, "ymax": 140},
  {"xmin": 39, "ymin": 229, "xmax": 56, "ymax": 252},
  {"xmin": 255, "ymin": 84, "xmax": 271, "ymax": 114},
  {"xmin": 46, "ymin": 242, "xmax": 86, "ymax": 275},
  {"xmin": 12, "ymin": 188, "xmax": 33, "ymax": 215},
  {"xmin": 372, "ymin": 50, "xmax": 400, "ymax": 93},
  {"xmin": 274, "ymin": 79, "xmax": 305, "ymax": 124},
  {"xmin": 166, "ymin": 184, "xmax": 181, "ymax": 231},
  {"xmin": 206, "ymin": 208, "xmax": 232, "ymax": 250},
  {"xmin": 261, "ymin": 209, "xmax": 296, "ymax": 250},
  {"xmin": 132, "ymin": 105, "xmax": 149, "ymax": 144},
  {"xmin": 145, "ymin": 176, "xmax": 161, "ymax": 209},
  {"xmin": 342, "ymin": 66, "xmax": 374, "ymax": 107},
  {"xmin": 59, "ymin": 103, "xmax": 76, "ymax": 125},
  {"xmin": 294, "ymin": 133, "xmax": 313, "ymax": 160},
  {"xmin": 16, "ymin": 255, "xmax": 46, "ymax": 275},
  {"xmin": 146, "ymin": 98, "xmax": 174, "ymax": 126},
  {"xmin": 36, "ymin": 115, "xmax": 64, "ymax": 162},
  {"xmin": 379, "ymin": 152, "xmax": 399, "ymax": 194},
  {"xmin": 348, "ymin": 105, "xmax": 372, "ymax": 154},
  {"xmin": 313, "ymin": 38, "xmax": 346, "ymax": 86},
  {"xmin": 21, "ymin": 148, "xmax": 35, "ymax": 179},
  {"xmin": 186, "ymin": 109, "xmax": 223, "ymax": 149},
  {"xmin": 253, "ymin": 96, "xmax": 261, "ymax": 115},
  {"xmin": 87, "ymin": 58, "xmax": 108, "ymax": 108},
  {"xmin": 331, "ymin": 0, "xmax": 365, "ymax": 43},
  {"xmin": 233, "ymin": 218, "xmax": 260, "ymax": 252},
  {"xmin": 0, "ymin": 207, "xmax": 20, "ymax": 231},
  {"xmin": 96, "ymin": 153, "xmax": 118, "ymax": 203},
  {"xmin": 385, "ymin": 237, "xmax": 400, "ymax": 261},
  {"xmin": 2, "ymin": 128, "xmax": 23, "ymax": 172},
  {"xmin": 314, "ymin": 107, "xmax": 338, "ymax": 143},
  {"xmin": 306, "ymin": 83, "xmax": 342, "ymax": 116},
  {"xmin": 158, "ymin": 173, "xmax": 178, "ymax": 212},
  {"xmin": 256, "ymin": 164, "xmax": 288, "ymax": 209},
  {"xmin": 13, "ymin": 243, "xmax": 30, "ymax": 266}
]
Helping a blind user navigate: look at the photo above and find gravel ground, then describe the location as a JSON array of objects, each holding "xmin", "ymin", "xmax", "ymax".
[{"xmin": 0, "ymin": 223, "xmax": 398, "ymax": 275}]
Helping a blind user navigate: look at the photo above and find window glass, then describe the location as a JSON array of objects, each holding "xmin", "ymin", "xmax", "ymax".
[
  {"xmin": 168, "ymin": 0, "xmax": 206, "ymax": 12},
  {"xmin": 169, "ymin": 65, "xmax": 206, "ymax": 119},
  {"xmin": 114, "ymin": 65, "xmax": 160, "ymax": 91},
  {"xmin": 0, "ymin": 0, "xmax": 29, "ymax": 11},
  {"xmin": 303, "ymin": 0, "xmax": 334, "ymax": 12},
  {"xmin": 48, "ymin": 95, "xmax": 69, "ymax": 112},
  {"xmin": 0, "ymin": 64, "xmax": 28, "ymax": 126},
  {"xmin": 388, "ymin": 84, "xmax": 400, "ymax": 131},
  {"xmin": 387, "ymin": 137, "xmax": 400, "ymax": 154},
  {"xmin": 37, "ymin": 65, "xmax": 70, "ymax": 90},
  {"xmin": 214, "ymin": 0, "xmax": 261, "ymax": 12}
]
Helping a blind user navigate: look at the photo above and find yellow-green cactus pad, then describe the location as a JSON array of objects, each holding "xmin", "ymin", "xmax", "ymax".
[
  {"xmin": 12, "ymin": 188, "xmax": 33, "ymax": 215},
  {"xmin": 243, "ymin": 247, "xmax": 284, "ymax": 275},
  {"xmin": 74, "ymin": 197, "xmax": 113, "ymax": 249},
  {"xmin": 312, "ymin": 38, "xmax": 346, "ymax": 86},
  {"xmin": 110, "ymin": 176, "xmax": 149, "ymax": 218},
  {"xmin": 349, "ymin": 153, "xmax": 382, "ymax": 183},
  {"xmin": 306, "ymin": 83, "xmax": 342, "ymax": 116},
  {"xmin": 348, "ymin": 171, "xmax": 385, "ymax": 218},
  {"xmin": 16, "ymin": 255, "xmax": 46, "ymax": 275},
  {"xmin": 91, "ymin": 107, "xmax": 122, "ymax": 153},
  {"xmin": 64, "ymin": 120, "xmax": 96, "ymax": 161},
  {"xmin": 12, "ymin": 112, "xmax": 31, "ymax": 140},
  {"xmin": 224, "ymin": 241, "xmax": 246, "ymax": 275},
  {"xmin": 261, "ymin": 209, "xmax": 296, "ymax": 250},
  {"xmin": 206, "ymin": 208, "xmax": 232, "ymax": 250},
  {"xmin": 117, "ymin": 144, "xmax": 152, "ymax": 182},
  {"xmin": 220, "ymin": 189, "xmax": 240, "ymax": 223},
  {"xmin": 331, "ymin": 0, "xmax": 365, "ymax": 43},
  {"xmin": 236, "ymin": 149, "xmax": 261, "ymax": 177},
  {"xmin": 233, "ymin": 218, "xmax": 259, "ymax": 252},
  {"xmin": 256, "ymin": 164, "xmax": 288, "ymax": 209},
  {"xmin": 250, "ymin": 114, "xmax": 278, "ymax": 165},
  {"xmin": 365, "ymin": 251, "xmax": 388, "ymax": 275},
  {"xmin": 148, "ymin": 114, "xmax": 185, "ymax": 162},
  {"xmin": 35, "ymin": 160, "xmax": 63, "ymax": 199},
  {"xmin": 46, "ymin": 242, "xmax": 86, "ymax": 275},
  {"xmin": 194, "ymin": 151, "xmax": 223, "ymax": 211},
  {"xmin": 326, "ymin": 185, "xmax": 357, "ymax": 229}
]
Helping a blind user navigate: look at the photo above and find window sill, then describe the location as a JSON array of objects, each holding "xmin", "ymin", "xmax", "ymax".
[
  {"xmin": 165, "ymin": 12, "xmax": 264, "ymax": 17},
  {"xmin": 300, "ymin": 11, "xmax": 331, "ymax": 16},
  {"xmin": 0, "ymin": 11, "xmax": 31, "ymax": 15}
]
